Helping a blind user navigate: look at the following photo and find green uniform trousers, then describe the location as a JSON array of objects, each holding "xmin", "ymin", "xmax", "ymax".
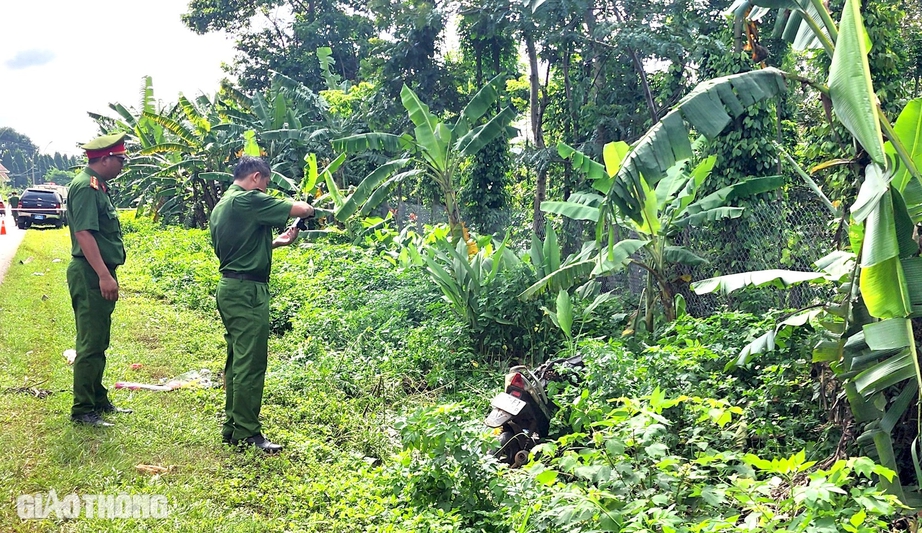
[
  {"xmin": 216, "ymin": 278, "xmax": 271, "ymax": 441},
  {"xmin": 67, "ymin": 258, "xmax": 117, "ymax": 416}
]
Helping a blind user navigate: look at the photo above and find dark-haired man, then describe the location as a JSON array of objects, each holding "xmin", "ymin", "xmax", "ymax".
[
  {"xmin": 67, "ymin": 132, "xmax": 133, "ymax": 427},
  {"xmin": 210, "ymin": 155, "xmax": 313, "ymax": 453}
]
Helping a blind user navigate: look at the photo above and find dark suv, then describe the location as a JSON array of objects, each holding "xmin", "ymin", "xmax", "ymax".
[{"xmin": 17, "ymin": 188, "xmax": 67, "ymax": 229}]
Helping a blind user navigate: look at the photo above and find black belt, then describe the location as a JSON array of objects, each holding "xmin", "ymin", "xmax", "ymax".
[
  {"xmin": 222, "ymin": 271, "xmax": 268, "ymax": 283},
  {"xmin": 73, "ymin": 256, "xmax": 119, "ymax": 271}
]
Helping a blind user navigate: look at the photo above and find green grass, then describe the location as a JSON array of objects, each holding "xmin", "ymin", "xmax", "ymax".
[{"xmin": 0, "ymin": 229, "xmax": 401, "ymax": 532}]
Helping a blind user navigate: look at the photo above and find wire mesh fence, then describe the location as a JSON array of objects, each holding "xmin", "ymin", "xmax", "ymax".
[
  {"xmin": 673, "ymin": 188, "xmax": 841, "ymax": 316},
  {"xmin": 388, "ymin": 186, "xmax": 842, "ymax": 317}
]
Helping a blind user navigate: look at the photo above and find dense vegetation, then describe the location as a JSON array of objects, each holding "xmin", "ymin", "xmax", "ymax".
[
  {"xmin": 0, "ymin": 222, "xmax": 906, "ymax": 531},
  {"xmin": 5, "ymin": 0, "xmax": 922, "ymax": 529}
]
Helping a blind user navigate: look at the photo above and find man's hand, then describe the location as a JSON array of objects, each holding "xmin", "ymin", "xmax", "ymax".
[
  {"xmin": 99, "ymin": 274, "xmax": 119, "ymax": 301},
  {"xmin": 272, "ymin": 226, "xmax": 300, "ymax": 248}
]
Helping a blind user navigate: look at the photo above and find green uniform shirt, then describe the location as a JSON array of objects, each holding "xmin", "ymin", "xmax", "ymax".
[
  {"xmin": 210, "ymin": 185, "xmax": 293, "ymax": 280},
  {"xmin": 8, "ymin": 194, "xmax": 18, "ymax": 207},
  {"xmin": 68, "ymin": 168, "xmax": 125, "ymax": 266}
]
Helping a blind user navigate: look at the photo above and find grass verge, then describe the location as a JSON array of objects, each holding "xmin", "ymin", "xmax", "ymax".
[{"xmin": 0, "ymin": 228, "xmax": 399, "ymax": 532}]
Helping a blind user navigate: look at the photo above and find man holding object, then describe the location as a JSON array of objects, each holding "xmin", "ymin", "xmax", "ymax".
[{"xmin": 210, "ymin": 156, "xmax": 313, "ymax": 452}]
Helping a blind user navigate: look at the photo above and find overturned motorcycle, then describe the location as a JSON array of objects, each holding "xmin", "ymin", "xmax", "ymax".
[{"xmin": 485, "ymin": 355, "xmax": 584, "ymax": 467}]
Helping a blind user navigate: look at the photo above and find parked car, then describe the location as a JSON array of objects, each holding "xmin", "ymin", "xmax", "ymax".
[{"xmin": 17, "ymin": 188, "xmax": 67, "ymax": 229}]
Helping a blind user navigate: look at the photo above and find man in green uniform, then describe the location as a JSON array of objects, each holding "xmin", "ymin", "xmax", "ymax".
[
  {"xmin": 67, "ymin": 132, "xmax": 133, "ymax": 427},
  {"xmin": 210, "ymin": 156, "xmax": 313, "ymax": 452},
  {"xmin": 8, "ymin": 190, "xmax": 19, "ymax": 220}
]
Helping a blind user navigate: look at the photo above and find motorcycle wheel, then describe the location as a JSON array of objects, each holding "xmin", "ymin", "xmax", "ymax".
[{"xmin": 493, "ymin": 430, "xmax": 524, "ymax": 465}]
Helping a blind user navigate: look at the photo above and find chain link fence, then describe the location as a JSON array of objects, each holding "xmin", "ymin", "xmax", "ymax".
[
  {"xmin": 674, "ymin": 188, "xmax": 841, "ymax": 316},
  {"xmin": 389, "ymin": 187, "xmax": 841, "ymax": 317}
]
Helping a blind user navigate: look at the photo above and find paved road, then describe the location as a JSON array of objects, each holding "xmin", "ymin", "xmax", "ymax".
[{"xmin": 0, "ymin": 206, "xmax": 27, "ymax": 284}]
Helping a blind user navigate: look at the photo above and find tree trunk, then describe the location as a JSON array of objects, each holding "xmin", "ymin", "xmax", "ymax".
[{"xmin": 526, "ymin": 31, "xmax": 547, "ymax": 235}]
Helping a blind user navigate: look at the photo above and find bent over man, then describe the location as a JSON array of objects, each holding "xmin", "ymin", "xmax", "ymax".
[
  {"xmin": 67, "ymin": 132, "xmax": 133, "ymax": 427},
  {"xmin": 210, "ymin": 156, "xmax": 313, "ymax": 453}
]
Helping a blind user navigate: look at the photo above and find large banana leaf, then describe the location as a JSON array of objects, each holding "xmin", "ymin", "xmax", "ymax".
[
  {"xmin": 692, "ymin": 269, "xmax": 826, "ymax": 295},
  {"xmin": 540, "ymin": 199, "xmax": 602, "ymax": 222},
  {"xmin": 142, "ymin": 111, "xmax": 200, "ymax": 148},
  {"xmin": 559, "ymin": 142, "xmax": 613, "ymax": 194},
  {"xmin": 664, "ymin": 247, "xmax": 709, "ymax": 267},
  {"xmin": 401, "ymin": 84, "xmax": 439, "ymax": 132},
  {"xmin": 828, "ymin": 0, "xmax": 885, "ymax": 167},
  {"xmin": 885, "ymin": 99, "xmax": 922, "ymax": 196},
  {"xmin": 859, "ymin": 191, "xmax": 912, "ymax": 318},
  {"xmin": 684, "ymin": 176, "xmax": 784, "ymax": 215},
  {"xmin": 613, "ymin": 68, "xmax": 787, "ymax": 223},
  {"xmin": 460, "ymin": 74, "xmax": 504, "ymax": 125},
  {"xmin": 269, "ymin": 171, "xmax": 296, "ymax": 192},
  {"xmin": 302, "ymin": 152, "xmax": 345, "ymax": 197},
  {"xmin": 456, "ymin": 106, "xmax": 517, "ymax": 156},
  {"xmin": 178, "ymin": 95, "xmax": 211, "ymax": 134},
  {"xmin": 360, "ymin": 170, "xmax": 424, "ymax": 217},
  {"xmin": 543, "ymin": 221, "xmax": 560, "ymax": 274},
  {"xmin": 332, "ymin": 133, "xmax": 409, "ymax": 155},
  {"xmin": 666, "ymin": 156, "xmax": 716, "ymax": 213},
  {"xmin": 334, "ymin": 158, "xmax": 412, "ymax": 220}
]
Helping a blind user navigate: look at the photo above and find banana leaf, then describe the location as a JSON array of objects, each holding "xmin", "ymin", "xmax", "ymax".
[
  {"xmin": 456, "ymin": 106, "xmax": 517, "ymax": 157},
  {"xmin": 613, "ymin": 69, "xmax": 787, "ymax": 223},
  {"xmin": 544, "ymin": 222, "xmax": 560, "ymax": 273},
  {"xmin": 828, "ymin": 0, "xmax": 885, "ymax": 167},
  {"xmin": 142, "ymin": 112, "xmax": 200, "ymax": 148},
  {"xmin": 519, "ymin": 260, "xmax": 596, "ymax": 300},
  {"xmin": 885, "ymin": 99, "xmax": 922, "ymax": 195},
  {"xmin": 556, "ymin": 290, "xmax": 573, "ymax": 339},
  {"xmin": 413, "ymin": 122, "xmax": 448, "ymax": 174},
  {"xmin": 359, "ymin": 170, "xmax": 424, "ymax": 217},
  {"xmin": 302, "ymin": 153, "xmax": 318, "ymax": 195},
  {"xmin": 732, "ymin": 308, "xmax": 823, "ymax": 367},
  {"xmin": 685, "ymin": 176, "xmax": 784, "ymax": 214},
  {"xmin": 332, "ymin": 132, "xmax": 408, "ymax": 154},
  {"xmin": 692, "ymin": 269, "xmax": 826, "ymax": 295},
  {"xmin": 460, "ymin": 74, "xmax": 504, "ymax": 124},
  {"xmin": 813, "ymin": 250, "xmax": 856, "ymax": 279},
  {"xmin": 269, "ymin": 171, "xmax": 296, "ymax": 192},
  {"xmin": 859, "ymin": 192, "xmax": 912, "ymax": 319},
  {"xmin": 559, "ymin": 142, "xmax": 609, "ymax": 181},
  {"xmin": 664, "ymin": 247, "xmax": 709, "ymax": 267},
  {"xmin": 674, "ymin": 207, "xmax": 745, "ymax": 227},
  {"xmin": 540, "ymin": 201, "xmax": 601, "ymax": 222},
  {"xmin": 334, "ymin": 158, "xmax": 412, "ymax": 220},
  {"xmin": 520, "ymin": 239, "xmax": 647, "ymax": 300},
  {"xmin": 178, "ymin": 95, "xmax": 210, "ymax": 134},
  {"xmin": 401, "ymin": 84, "xmax": 439, "ymax": 132}
]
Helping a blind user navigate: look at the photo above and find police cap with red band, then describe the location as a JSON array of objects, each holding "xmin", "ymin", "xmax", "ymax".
[{"xmin": 81, "ymin": 132, "xmax": 128, "ymax": 159}]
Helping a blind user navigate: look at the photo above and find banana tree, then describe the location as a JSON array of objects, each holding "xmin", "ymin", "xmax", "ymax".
[
  {"xmin": 683, "ymin": 0, "xmax": 922, "ymax": 500},
  {"xmin": 99, "ymin": 71, "xmax": 335, "ymax": 227},
  {"xmin": 528, "ymin": 141, "xmax": 783, "ymax": 332},
  {"xmin": 332, "ymin": 75, "xmax": 517, "ymax": 239}
]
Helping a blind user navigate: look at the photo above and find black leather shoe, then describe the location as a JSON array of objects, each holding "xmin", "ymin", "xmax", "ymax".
[
  {"xmin": 97, "ymin": 403, "xmax": 133, "ymax": 414},
  {"xmin": 239, "ymin": 433, "xmax": 282, "ymax": 453},
  {"xmin": 222, "ymin": 435, "xmax": 236, "ymax": 445},
  {"xmin": 71, "ymin": 412, "xmax": 114, "ymax": 427}
]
